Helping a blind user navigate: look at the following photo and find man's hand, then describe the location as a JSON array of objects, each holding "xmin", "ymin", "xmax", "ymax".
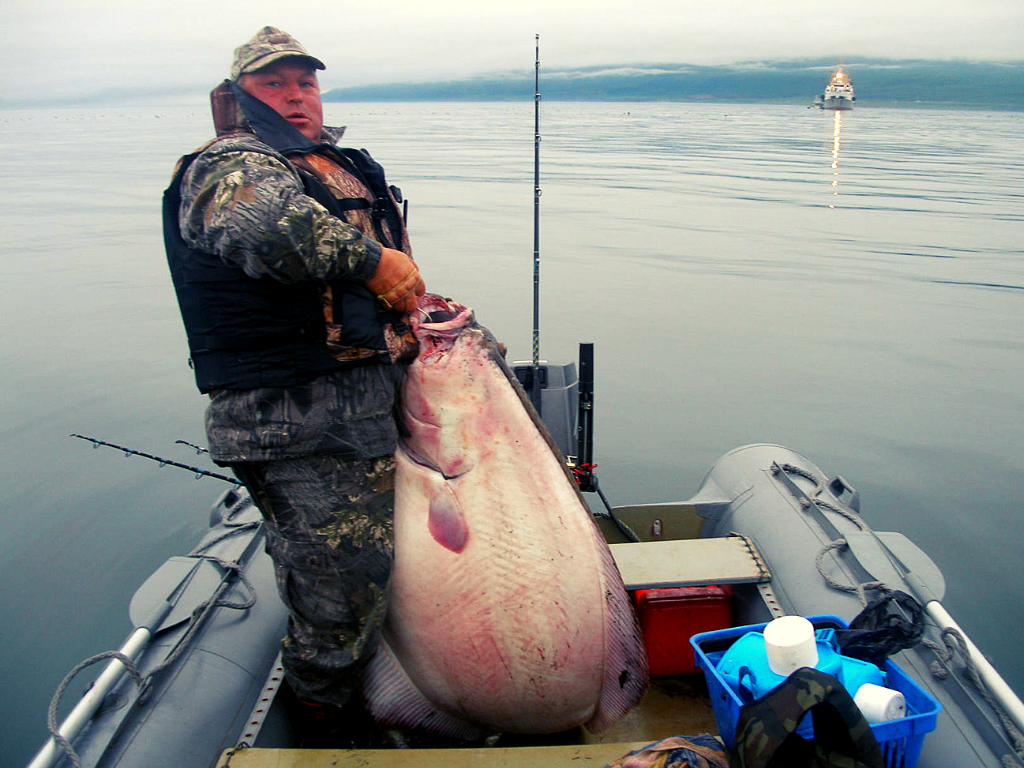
[{"xmin": 367, "ymin": 247, "xmax": 425, "ymax": 314}]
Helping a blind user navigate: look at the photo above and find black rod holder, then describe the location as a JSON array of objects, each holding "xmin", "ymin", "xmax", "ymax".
[{"xmin": 576, "ymin": 343, "xmax": 597, "ymax": 492}]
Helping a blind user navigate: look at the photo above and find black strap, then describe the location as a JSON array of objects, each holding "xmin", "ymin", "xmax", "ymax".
[
  {"xmin": 186, "ymin": 325, "xmax": 315, "ymax": 352},
  {"xmin": 333, "ymin": 148, "xmax": 406, "ymax": 249},
  {"xmin": 731, "ymin": 668, "xmax": 885, "ymax": 768},
  {"xmin": 332, "ymin": 198, "xmax": 372, "ymax": 212},
  {"xmin": 331, "ymin": 193, "xmax": 390, "ymax": 246}
]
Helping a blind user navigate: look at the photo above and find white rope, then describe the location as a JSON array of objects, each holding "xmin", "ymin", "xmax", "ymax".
[
  {"xmin": 814, "ymin": 537, "xmax": 890, "ymax": 607},
  {"xmin": 923, "ymin": 627, "xmax": 1024, "ymax": 760},
  {"xmin": 47, "ymin": 651, "xmax": 144, "ymax": 768}
]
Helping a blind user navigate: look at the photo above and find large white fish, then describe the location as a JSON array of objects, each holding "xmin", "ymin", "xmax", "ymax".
[{"xmin": 363, "ymin": 295, "xmax": 647, "ymax": 738}]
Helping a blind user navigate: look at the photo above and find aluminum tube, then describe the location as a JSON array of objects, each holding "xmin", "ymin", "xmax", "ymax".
[
  {"xmin": 924, "ymin": 600, "xmax": 1024, "ymax": 736},
  {"xmin": 27, "ymin": 627, "xmax": 152, "ymax": 768}
]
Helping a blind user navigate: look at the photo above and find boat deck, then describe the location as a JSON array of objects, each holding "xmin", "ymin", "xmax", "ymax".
[
  {"xmin": 216, "ymin": 505, "xmax": 740, "ymax": 767},
  {"xmin": 216, "ymin": 674, "xmax": 721, "ymax": 767}
]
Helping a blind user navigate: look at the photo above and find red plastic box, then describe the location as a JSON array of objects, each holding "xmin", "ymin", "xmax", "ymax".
[{"xmin": 632, "ymin": 586, "xmax": 732, "ymax": 676}]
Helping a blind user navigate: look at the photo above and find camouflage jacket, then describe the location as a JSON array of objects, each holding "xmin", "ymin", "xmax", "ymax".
[
  {"xmin": 178, "ymin": 127, "xmax": 407, "ymax": 463},
  {"xmin": 178, "ymin": 126, "xmax": 384, "ymax": 285}
]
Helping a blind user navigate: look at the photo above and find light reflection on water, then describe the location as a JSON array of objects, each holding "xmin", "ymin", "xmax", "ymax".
[
  {"xmin": 830, "ymin": 110, "xmax": 842, "ymax": 206},
  {"xmin": 0, "ymin": 102, "xmax": 1022, "ymax": 765}
]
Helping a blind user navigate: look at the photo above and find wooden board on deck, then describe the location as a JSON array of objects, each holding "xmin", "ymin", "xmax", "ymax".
[
  {"xmin": 610, "ymin": 536, "xmax": 770, "ymax": 590},
  {"xmin": 217, "ymin": 742, "xmax": 652, "ymax": 768}
]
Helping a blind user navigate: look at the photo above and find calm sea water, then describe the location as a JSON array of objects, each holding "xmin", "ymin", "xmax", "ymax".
[{"xmin": 1, "ymin": 101, "xmax": 1021, "ymax": 766}]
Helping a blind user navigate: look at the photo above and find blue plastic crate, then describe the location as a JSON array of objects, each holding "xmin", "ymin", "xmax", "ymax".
[{"xmin": 691, "ymin": 616, "xmax": 942, "ymax": 768}]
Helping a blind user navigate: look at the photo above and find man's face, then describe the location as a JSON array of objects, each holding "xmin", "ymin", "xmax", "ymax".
[{"xmin": 240, "ymin": 59, "xmax": 324, "ymax": 141}]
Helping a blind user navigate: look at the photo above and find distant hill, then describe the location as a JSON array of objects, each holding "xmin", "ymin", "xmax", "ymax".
[{"xmin": 323, "ymin": 59, "xmax": 1023, "ymax": 109}]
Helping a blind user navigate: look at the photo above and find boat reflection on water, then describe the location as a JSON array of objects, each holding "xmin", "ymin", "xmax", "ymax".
[{"xmin": 830, "ymin": 110, "xmax": 842, "ymax": 208}]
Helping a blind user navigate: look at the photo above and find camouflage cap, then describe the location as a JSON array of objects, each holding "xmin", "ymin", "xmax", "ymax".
[{"xmin": 231, "ymin": 26, "xmax": 326, "ymax": 81}]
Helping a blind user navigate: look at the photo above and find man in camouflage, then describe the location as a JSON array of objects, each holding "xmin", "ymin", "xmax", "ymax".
[{"xmin": 163, "ymin": 27, "xmax": 425, "ymax": 721}]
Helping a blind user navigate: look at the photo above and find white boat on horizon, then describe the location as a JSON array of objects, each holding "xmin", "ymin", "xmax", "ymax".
[{"xmin": 818, "ymin": 67, "xmax": 856, "ymax": 110}]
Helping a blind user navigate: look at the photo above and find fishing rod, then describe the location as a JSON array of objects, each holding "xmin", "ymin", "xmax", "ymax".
[
  {"xmin": 522, "ymin": 37, "xmax": 626, "ymax": 540},
  {"xmin": 175, "ymin": 439, "xmax": 209, "ymax": 454},
  {"xmin": 70, "ymin": 434, "xmax": 242, "ymax": 485},
  {"xmin": 531, "ymin": 33, "xmax": 543, "ymax": 415}
]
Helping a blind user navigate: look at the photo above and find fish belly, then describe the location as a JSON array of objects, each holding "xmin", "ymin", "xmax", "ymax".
[{"xmin": 363, "ymin": 299, "xmax": 647, "ymax": 737}]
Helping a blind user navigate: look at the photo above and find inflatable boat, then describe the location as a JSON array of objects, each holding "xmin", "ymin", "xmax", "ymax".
[{"xmin": 29, "ymin": 354, "xmax": 1023, "ymax": 768}]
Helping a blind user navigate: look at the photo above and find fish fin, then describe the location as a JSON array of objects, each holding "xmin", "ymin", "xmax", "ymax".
[
  {"xmin": 363, "ymin": 637, "xmax": 486, "ymax": 740},
  {"xmin": 481, "ymin": 324, "xmax": 592, "ymax": 496},
  {"xmin": 585, "ymin": 536, "xmax": 650, "ymax": 733},
  {"xmin": 428, "ymin": 483, "xmax": 469, "ymax": 553}
]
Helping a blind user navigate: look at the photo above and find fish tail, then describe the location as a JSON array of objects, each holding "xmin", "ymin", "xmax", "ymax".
[
  {"xmin": 585, "ymin": 534, "xmax": 650, "ymax": 733},
  {"xmin": 363, "ymin": 637, "xmax": 487, "ymax": 740}
]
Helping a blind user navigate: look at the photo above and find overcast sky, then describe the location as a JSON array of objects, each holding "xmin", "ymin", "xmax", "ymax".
[{"xmin": 6, "ymin": 0, "xmax": 1023, "ymax": 105}]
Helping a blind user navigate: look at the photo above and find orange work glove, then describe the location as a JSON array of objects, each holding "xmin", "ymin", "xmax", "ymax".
[{"xmin": 366, "ymin": 247, "xmax": 425, "ymax": 314}]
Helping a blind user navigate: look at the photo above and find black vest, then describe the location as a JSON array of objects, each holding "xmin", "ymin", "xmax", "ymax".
[{"xmin": 163, "ymin": 89, "xmax": 407, "ymax": 394}]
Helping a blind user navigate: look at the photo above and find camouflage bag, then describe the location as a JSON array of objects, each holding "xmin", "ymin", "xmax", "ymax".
[{"xmin": 731, "ymin": 667, "xmax": 885, "ymax": 768}]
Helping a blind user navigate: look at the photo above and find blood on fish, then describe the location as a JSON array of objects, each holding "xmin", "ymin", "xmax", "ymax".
[{"xmin": 428, "ymin": 483, "xmax": 469, "ymax": 553}]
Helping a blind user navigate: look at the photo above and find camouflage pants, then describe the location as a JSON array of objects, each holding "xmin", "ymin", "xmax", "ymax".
[{"xmin": 233, "ymin": 454, "xmax": 396, "ymax": 708}]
